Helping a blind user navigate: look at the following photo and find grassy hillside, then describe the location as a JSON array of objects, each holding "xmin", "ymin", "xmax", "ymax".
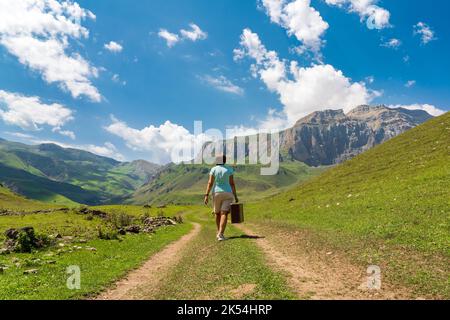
[
  {"xmin": 0, "ymin": 139, "xmax": 159, "ymax": 205},
  {"xmin": 131, "ymin": 161, "xmax": 327, "ymax": 205},
  {"xmin": 247, "ymin": 112, "xmax": 450, "ymax": 297},
  {"xmin": 0, "ymin": 181, "xmax": 193, "ymax": 299},
  {"xmin": 0, "ymin": 184, "xmax": 60, "ymax": 211}
]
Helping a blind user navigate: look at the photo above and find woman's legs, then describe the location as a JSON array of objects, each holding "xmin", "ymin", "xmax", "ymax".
[
  {"xmin": 215, "ymin": 214, "xmax": 221, "ymax": 234},
  {"xmin": 219, "ymin": 211, "xmax": 228, "ymax": 235}
]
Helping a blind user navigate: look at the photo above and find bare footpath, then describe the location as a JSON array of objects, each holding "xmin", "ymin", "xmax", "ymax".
[
  {"xmin": 235, "ymin": 223, "xmax": 414, "ymax": 300},
  {"xmin": 96, "ymin": 223, "xmax": 201, "ymax": 300}
]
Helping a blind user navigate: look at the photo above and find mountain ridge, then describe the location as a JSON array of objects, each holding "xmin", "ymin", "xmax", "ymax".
[
  {"xmin": 0, "ymin": 138, "xmax": 160, "ymax": 205},
  {"xmin": 279, "ymin": 105, "xmax": 433, "ymax": 166}
]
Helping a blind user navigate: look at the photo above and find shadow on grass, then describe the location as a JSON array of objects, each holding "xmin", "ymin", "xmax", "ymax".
[{"xmin": 227, "ymin": 234, "xmax": 265, "ymax": 240}]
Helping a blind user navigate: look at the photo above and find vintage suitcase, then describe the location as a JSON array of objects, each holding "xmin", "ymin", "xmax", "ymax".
[{"xmin": 230, "ymin": 203, "xmax": 244, "ymax": 224}]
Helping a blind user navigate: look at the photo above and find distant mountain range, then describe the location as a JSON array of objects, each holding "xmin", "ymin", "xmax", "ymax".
[
  {"xmin": 0, "ymin": 139, "xmax": 159, "ymax": 205},
  {"xmin": 0, "ymin": 105, "xmax": 436, "ymax": 206}
]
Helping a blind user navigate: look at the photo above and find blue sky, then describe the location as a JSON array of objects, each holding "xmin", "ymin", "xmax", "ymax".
[{"xmin": 0, "ymin": 0, "xmax": 448, "ymax": 163}]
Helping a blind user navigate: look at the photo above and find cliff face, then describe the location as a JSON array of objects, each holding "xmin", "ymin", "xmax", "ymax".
[{"xmin": 278, "ymin": 105, "xmax": 433, "ymax": 166}]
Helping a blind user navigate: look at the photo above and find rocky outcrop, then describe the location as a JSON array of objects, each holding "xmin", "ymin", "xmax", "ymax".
[{"xmin": 279, "ymin": 105, "xmax": 432, "ymax": 166}]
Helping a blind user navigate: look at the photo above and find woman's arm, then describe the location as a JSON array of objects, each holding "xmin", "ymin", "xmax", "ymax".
[
  {"xmin": 229, "ymin": 175, "xmax": 239, "ymax": 203},
  {"xmin": 204, "ymin": 175, "xmax": 215, "ymax": 205}
]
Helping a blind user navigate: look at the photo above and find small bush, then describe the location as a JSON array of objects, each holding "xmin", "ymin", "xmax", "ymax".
[
  {"xmin": 107, "ymin": 211, "xmax": 135, "ymax": 229},
  {"xmin": 9, "ymin": 228, "xmax": 52, "ymax": 253},
  {"xmin": 97, "ymin": 227, "xmax": 120, "ymax": 240}
]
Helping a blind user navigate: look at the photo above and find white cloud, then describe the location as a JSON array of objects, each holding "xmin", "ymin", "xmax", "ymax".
[
  {"xmin": 388, "ymin": 104, "xmax": 445, "ymax": 117},
  {"xmin": 0, "ymin": 90, "xmax": 74, "ymax": 131},
  {"xmin": 83, "ymin": 142, "xmax": 124, "ymax": 160},
  {"xmin": 325, "ymin": 0, "xmax": 390, "ymax": 29},
  {"xmin": 414, "ymin": 22, "xmax": 436, "ymax": 45},
  {"xmin": 4, "ymin": 131, "xmax": 35, "ymax": 140},
  {"xmin": 260, "ymin": 0, "xmax": 329, "ymax": 54},
  {"xmin": 105, "ymin": 116, "xmax": 209, "ymax": 164},
  {"xmin": 0, "ymin": 0, "xmax": 100, "ymax": 102},
  {"xmin": 405, "ymin": 80, "xmax": 416, "ymax": 88},
  {"xmin": 158, "ymin": 29, "xmax": 180, "ymax": 47},
  {"xmin": 104, "ymin": 41, "xmax": 123, "ymax": 53},
  {"xmin": 365, "ymin": 76, "xmax": 375, "ymax": 84},
  {"xmin": 52, "ymin": 127, "xmax": 76, "ymax": 140},
  {"xmin": 200, "ymin": 75, "xmax": 244, "ymax": 95},
  {"xmin": 234, "ymin": 29, "xmax": 380, "ymax": 126},
  {"xmin": 158, "ymin": 23, "xmax": 207, "ymax": 48},
  {"xmin": 382, "ymin": 38, "xmax": 401, "ymax": 49},
  {"xmin": 180, "ymin": 24, "xmax": 208, "ymax": 42}
]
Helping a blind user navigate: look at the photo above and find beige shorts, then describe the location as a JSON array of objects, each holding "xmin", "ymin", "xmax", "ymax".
[{"xmin": 213, "ymin": 192, "xmax": 234, "ymax": 214}]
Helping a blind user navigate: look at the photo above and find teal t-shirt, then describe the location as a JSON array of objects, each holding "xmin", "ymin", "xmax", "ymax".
[{"xmin": 210, "ymin": 165, "xmax": 234, "ymax": 193}]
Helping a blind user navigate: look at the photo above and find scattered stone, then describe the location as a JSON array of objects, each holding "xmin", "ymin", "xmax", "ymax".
[
  {"xmin": 86, "ymin": 247, "xmax": 97, "ymax": 252},
  {"xmin": 326, "ymin": 252, "xmax": 333, "ymax": 256},
  {"xmin": 5, "ymin": 228, "xmax": 19, "ymax": 240},
  {"xmin": 76, "ymin": 207, "xmax": 108, "ymax": 219},
  {"xmin": 78, "ymin": 239, "xmax": 87, "ymax": 244},
  {"xmin": 23, "ymin": 269, "xmax": 38, "ymax": 275},
  {"xmin": 46, "ymin": 260, "xmax": 56, "ymax": 265},
  {"xmin": 125, "ymin": 225, "xmax": 141, "ymax": 234}
]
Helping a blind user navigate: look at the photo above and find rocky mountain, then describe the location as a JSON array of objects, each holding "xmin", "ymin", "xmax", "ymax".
[
  {"xmin": 0, "ymin": 139, "xmax": 160, "ymax": 205},
  {"xmin": 278, "ymin": 105, "xmax": 433, "ymax": 166}
]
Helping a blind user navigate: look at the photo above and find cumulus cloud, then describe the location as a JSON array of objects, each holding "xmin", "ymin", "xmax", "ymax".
[
  {"xmin": 180, "ymin": 24, "xmax": 208, "ymax": 42},
  {"xmin": 260, "ymin": 0, "xmax": 329, "ymax": 54},
  {"xmin": 325, "ymin": 0, "xmax": 390, "ymax": 29},
  {"xmin": 200, "ymin": 75, "xmax": 244, "ymax": 96},
  {"xmin": 0, "ymin": 90, "xmax": 74, "ymax": 131},
  {"xmin": 158, "ymin": 29, "xmax": 180, "ymax": 47},
  {"xmin": 105, "ymin": 116, "xmax": 210, "ymax": 164},
  {"xmin": 82, "ymin": 142, "xmax": 124, "ymax": 160},
  {"xmin": 381, "ymin": 38, "xmax": 401, "ymax": 49},
  {"xmin": 414, "ymin": 22, "xmax": 436, "ymax": 45},
  {"xmin": 158, "ymin": 23, "xmax": 207, "ymax": 47},
  {"xmin": 388, "ymin": 104, "xmax": 446, "ymax": 117},
  {"xmin": 405, "ymin": 80, "xmax": 416, "ymax": 88},
  {"xmin": 234, "ymin": 29, "xmax": 380, "ymax": 127},
  {"xmin": 0, "ymin": 0, "xmax": 101, "ymax": 102},
  {"xmin": 52, "ymin": 127, "xmax": 76, "ymax": 140},
  {"xmin": 104, "ymin": 41, "xmax": 123, "ymax": 53}
]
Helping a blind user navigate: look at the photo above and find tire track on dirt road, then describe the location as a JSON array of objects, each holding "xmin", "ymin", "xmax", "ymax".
[{"xmin": 96, "ymin": 223, "xmax": 201, "ymax": 300}]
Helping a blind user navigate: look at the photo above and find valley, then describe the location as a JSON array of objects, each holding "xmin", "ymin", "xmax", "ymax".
[{"xmin": 0, "ymin": 108, "xmax": 448, "ymax": 300}]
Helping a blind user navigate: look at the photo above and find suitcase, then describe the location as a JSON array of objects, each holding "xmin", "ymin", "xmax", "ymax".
[{"xmin": 230, "ymin": 203, "xmax": 244, "ymax": 224}]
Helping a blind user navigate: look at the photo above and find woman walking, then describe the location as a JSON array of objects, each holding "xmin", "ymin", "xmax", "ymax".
[{"xmin": 204, "ymin": 155, "xmax": 239, "ymax": 241}]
